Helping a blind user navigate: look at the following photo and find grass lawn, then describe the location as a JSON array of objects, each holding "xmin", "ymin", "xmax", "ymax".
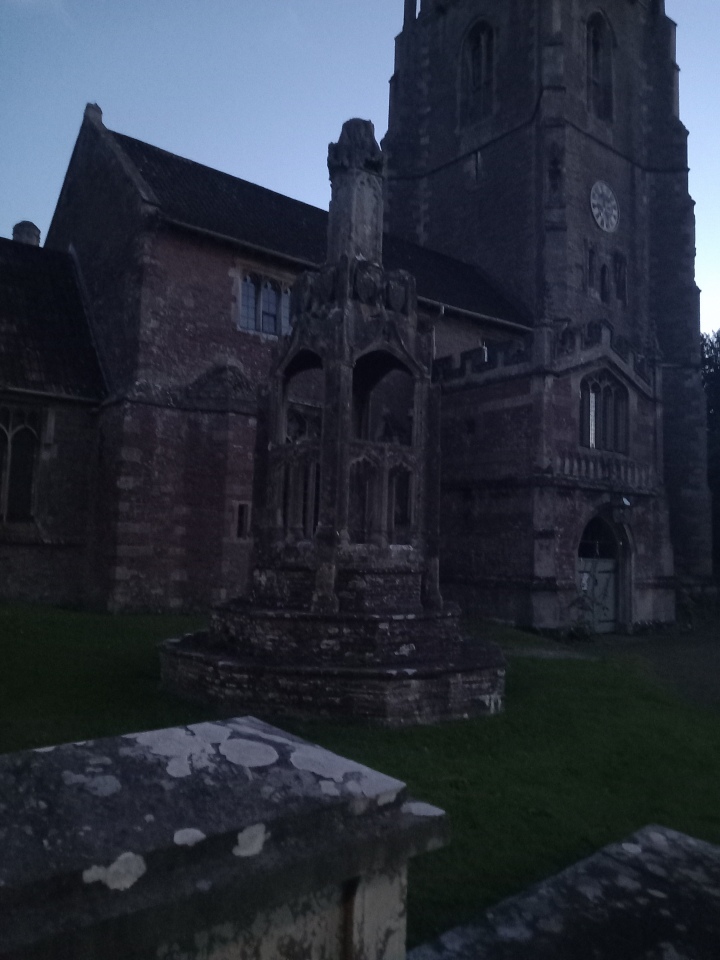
[{"xmin": 4, "ymin": 602, "xmax": 720, "ymax": 946}]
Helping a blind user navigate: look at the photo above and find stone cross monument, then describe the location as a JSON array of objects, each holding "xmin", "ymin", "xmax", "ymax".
[{"xmin": 161, "ymin": 120, "xmax": 505, "ymax": 724}]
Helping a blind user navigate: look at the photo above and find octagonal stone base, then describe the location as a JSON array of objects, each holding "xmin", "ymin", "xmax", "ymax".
[{"xmin": 160, "ymin": 627, "xmax": 505, "ymax": 726}]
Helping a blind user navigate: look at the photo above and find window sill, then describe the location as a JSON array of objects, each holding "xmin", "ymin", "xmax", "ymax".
[{"xmin": 235, "ymin": 327, "xmax": 284, "ymax": 342}]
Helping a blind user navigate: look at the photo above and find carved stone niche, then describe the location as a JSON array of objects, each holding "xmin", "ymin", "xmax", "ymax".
[
  {"xmin": 293, "ymin": 266, "xmax": 338, "ymax": 317},
  {"xmin": 386, "ymin": 275, "xmax": 409, "ymax": 314},
  {"xmin": 584, "ymin": 320, "xmax": 604, "ymax": 347},
  {"xmin": 353, "ymin": 261, "xmax": 384, "ymax": 306},
  {"xmin": 555, "ymin": 324, "xmax": 577, "ymax": 357}
]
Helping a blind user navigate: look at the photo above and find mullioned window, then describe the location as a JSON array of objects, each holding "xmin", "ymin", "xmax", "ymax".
[{"xmin": 238, "ymin": 274, "xmax": 292, "ymax": 337}]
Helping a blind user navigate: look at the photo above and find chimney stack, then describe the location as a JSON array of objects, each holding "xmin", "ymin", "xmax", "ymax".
[{"xmin": 12, "ymin": 222, "xmax": 41, "ymax": 247}]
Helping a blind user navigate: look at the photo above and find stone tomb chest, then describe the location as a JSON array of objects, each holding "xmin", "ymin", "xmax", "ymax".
[{"xmin": 0, "ymin": 717, "xmax": 446, "ymax": 960}]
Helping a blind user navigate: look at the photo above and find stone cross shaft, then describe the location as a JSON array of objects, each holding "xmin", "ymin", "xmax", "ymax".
[{"xmin": 327, "ymin": 118, "xmax": 385, "ymax": 265}]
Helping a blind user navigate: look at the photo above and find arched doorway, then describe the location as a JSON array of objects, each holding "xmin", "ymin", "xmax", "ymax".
[{"xmin": 577, "ymin": 516, "xmax": 619, "ymax": 633}]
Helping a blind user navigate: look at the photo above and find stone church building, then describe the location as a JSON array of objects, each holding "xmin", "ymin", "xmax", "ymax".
[{"xmin": 0, "ymin": 0, "xmax": 711, "ymax": 632}]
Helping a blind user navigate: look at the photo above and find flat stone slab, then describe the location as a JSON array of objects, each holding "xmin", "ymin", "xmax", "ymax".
[
  {"xmin": 410, "ymin": 826, "xmax": 720, "ymax": 960},
  {"xmin": 0, "ymin": 717, "xmax": 446, "ymax": 958}
]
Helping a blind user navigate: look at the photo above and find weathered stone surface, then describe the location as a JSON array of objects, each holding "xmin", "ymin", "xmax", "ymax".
[
  {"xmin": 409, "ymin": 826, "xmax": 720, "ymax": 960},
  {"xmin": 0, "ymin": 717, "xmax": 446, "ymax": 960},
  {"xmin": 161, "ymin": 635, "xmax": 505, "ymax": 725}
]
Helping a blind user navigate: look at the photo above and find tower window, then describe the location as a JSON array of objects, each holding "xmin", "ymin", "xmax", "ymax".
[
  {"xmin": 235, "ymin": 502, "xmax": 251, "ymax": 540},
  {"xmin": 614, "ymin": 254, "xmax": 627, "ymax": 304},
  {"xmin": 588, "ymin": 248, "xmax": 597, "ymax": 291},
  {"xmin": 461, "ymin": 21, "xmax": 495, "ymax": 124},
  {"xmin": 600, "ymin": 264, "xmax": 610, "ymax": 303},
  {"xmin": 587, "ymin": 13, "xmax": 613, "ymax": 121},
  {"xmin": 580, "ymin": 373, "xmax": 628, "ymax": 454}
]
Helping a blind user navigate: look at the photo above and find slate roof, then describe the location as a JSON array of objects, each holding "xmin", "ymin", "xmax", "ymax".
[
  {"xmin": 111, "ymin": 131, "xmax": 530, "ymax": 326},
  {"xmin": 0, "ymin": 239, "xmax": 105, "ymax": 400}
]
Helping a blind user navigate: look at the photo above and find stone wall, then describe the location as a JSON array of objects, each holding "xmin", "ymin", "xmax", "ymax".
[
  {"xmin": 0, "ymin": 541, "xmax": 86, "ymax": 607},
  {"xmin": 96, "ymin": 401, "xmax": 257, "ymax": 612},
  {"xmin": 436, "ymin": 326, "xmax": 674, "ymax": 630},
  {"xmin": 0, "ymin": 400, "xmax": 96, "ymax": 606},
  {"xmin": 46, "ymin": 109, "xmax": 148, "ymax": 394}
]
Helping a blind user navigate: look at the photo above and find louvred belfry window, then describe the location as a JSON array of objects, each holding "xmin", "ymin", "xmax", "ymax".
[
  {"xmin": 461, "ymin": 21, "xmax": 495, "ymax": 123},
  {"xmin": 587, "ymin": 13, "xmax": 613, "ymax": 121}
]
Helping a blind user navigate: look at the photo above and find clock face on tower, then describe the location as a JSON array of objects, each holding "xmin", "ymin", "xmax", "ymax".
[{"xmin": 590, "ymin": 181, "xmax": 620, "ymax": 233}]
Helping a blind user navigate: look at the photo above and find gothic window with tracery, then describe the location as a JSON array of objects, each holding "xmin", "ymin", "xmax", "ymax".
[
  {"xmin": 0, "ymin": 407, "xmax": 40, "ymax": 522},
  {"xmin": 580, "ymin": 373, "xmax": 628, "ymax": 454},
  {"xmin": 352, "ymin": 352, "xmax": 415, "ymax": 446},
  {"xmin": 461, "ymin": 21, "xmax": 495, "ymax": 124},
  {"xmin": 587, "ymin": 13, "xmax": 613, "ymax": 121}
]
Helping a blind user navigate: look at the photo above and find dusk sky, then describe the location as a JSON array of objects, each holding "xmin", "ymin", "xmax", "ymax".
[{"xmin": 1, "ymin": 0, "xmax": 718, "ymax": 330}]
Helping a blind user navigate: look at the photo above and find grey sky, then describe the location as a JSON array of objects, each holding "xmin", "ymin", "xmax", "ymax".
[{"xmin": 1, "ymin": 0, "xmax": 717, "ymax": 330}]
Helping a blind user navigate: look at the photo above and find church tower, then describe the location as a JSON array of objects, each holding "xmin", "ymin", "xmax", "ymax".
[{"xmin": 384, "ymin": 0, "xmax": 711, "ymax": 617}]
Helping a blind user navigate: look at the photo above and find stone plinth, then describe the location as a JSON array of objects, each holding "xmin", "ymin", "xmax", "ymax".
[
  {"xmin": 0, "ymin": 717, "xmax": 446, "ymax": 960},
  {"xmin": 161, "ymin": 627, "xmax": 505, "ymax": 725}
]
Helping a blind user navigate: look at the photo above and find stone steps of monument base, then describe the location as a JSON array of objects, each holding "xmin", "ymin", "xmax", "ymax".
[
  {"xmin": 204, "ymin": 608, "xmax": 491, "ymax": 669},
  {"xmin": 159, "ymin": 638, "xmax": 506, "ymax": 725}
]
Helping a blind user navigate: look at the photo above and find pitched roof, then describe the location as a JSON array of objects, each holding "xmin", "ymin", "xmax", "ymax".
[
  {"xmin": 0, "ymin": 239, "xmax": 105, "ymax": 400},
  {"xmin": 111, "ymin": 131, "xmax": 529, "ymax": 326}
]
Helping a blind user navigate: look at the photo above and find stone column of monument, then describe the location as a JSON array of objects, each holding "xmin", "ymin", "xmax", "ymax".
[{"xmin": 160, "ymin": 120, "xmax": 505, "ymax": 725}]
